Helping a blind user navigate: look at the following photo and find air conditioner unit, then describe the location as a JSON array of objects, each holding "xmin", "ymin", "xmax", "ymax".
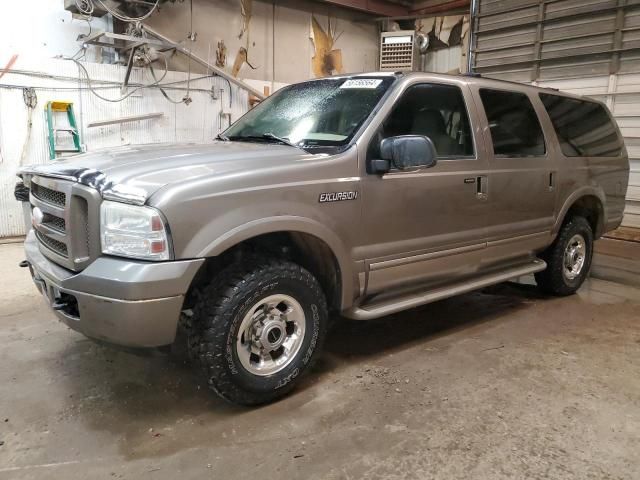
[{"xmin": 379, "ymin": 30, "xmax": 416, "ymax": 72}]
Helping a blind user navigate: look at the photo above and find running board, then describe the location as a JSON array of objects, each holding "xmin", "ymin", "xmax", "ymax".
[{"xmin": 344, "ymin": 258, "xmax": 547, "ymax": 321}]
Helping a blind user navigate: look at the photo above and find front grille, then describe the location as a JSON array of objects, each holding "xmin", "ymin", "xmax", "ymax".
[
  {"xmin": 31, "ymin": 183, "xmax": 66, "ymax": 207},
  {"xmin": 42, "ymin": 214, "xmax": 66, "ymax": 232},
  {"xmin": 78, "ymin": 197, "xmax": 91, "ymax": 256},
  {"xmin": 35, "ymin": 230, "xmax": 68, "ymax": 258},
  {"xmin": 30, "ymin": 176, "xmax": 96, "ymax": 272}
]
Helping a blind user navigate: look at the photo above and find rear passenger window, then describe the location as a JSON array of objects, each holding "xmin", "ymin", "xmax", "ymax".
[
  {"xmin": 539, "ymin": 93, "xmax": 623, "ymax": 157},
  {"xmin": 479, "ymin": 89, "xmax": 546, "ymax": 157}
]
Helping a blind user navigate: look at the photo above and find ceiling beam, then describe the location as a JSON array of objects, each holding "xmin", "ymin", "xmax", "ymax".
[
  {"xmin": 315, "ymin": 0, "xmax": 410, "ymax": 17},
  {"xmin": 411, "ymin": 0, "xmax": 470, "ymax": 15}
]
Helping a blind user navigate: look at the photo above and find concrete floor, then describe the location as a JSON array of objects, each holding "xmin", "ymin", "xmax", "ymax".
[{"xmin": 1, "ymin": 242, "xmax": 639, "ymax": 480}]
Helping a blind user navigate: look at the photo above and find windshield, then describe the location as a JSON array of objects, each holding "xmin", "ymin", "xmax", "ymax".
[{"xmin": 224, "ymin": 76, "xmax": 397, "ymax": 153}]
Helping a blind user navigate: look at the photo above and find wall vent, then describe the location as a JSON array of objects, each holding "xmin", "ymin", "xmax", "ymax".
[{"xmin": 380, "ymin": 31, "xmax": 415, "ymax": 71}]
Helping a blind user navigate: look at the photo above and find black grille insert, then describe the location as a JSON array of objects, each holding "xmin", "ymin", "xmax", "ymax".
[
  {"xmin": 35, "ymin": 230, "xmax": 68, "ymax": 258},
  {"xmin": 42, "ymin": 214, "xmax": 66, "ymax": 233},
  {"xmin": 31, "ymin": 183, "xmax": 66, "ymax": 207}
]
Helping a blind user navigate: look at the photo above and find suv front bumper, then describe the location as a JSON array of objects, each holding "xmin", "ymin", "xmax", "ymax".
[{"xmin": 24, "ymin": 231, "xmax": 204, "ymax": 348}]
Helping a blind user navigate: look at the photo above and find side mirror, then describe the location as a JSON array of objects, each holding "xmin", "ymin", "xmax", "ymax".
[{"xmin": 374, "ymin": 135, "xmax": 438, "ymax": 173}]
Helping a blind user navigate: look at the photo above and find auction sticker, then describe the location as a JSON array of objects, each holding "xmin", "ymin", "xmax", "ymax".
[{"xmin": 340, "ymin": 79, "xmax": 383, "ymax": 89}]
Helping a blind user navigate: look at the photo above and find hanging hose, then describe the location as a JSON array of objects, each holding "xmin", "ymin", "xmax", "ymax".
[{"xmin": 19, "ymin": 87, "xmax": 37, "ymax": 166}]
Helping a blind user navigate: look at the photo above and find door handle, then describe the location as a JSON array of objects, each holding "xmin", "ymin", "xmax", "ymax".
[
  {"xmin": 549, "ymin": 172, "xmax": 556, "ymax": 192},
  {"xmin": 476, "ymin": 175, "xmax": 488, "ymax": 200}
]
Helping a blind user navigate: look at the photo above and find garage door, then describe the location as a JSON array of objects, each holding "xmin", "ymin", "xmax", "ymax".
[{"xmin": 471, "ymin": 0, "xmax": 640, "ymax": 229}]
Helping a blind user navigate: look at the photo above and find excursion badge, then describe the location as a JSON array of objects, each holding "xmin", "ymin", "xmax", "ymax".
[{"xmin": 319, "ymin": 191, "xmax": 359, "ymax": 203}]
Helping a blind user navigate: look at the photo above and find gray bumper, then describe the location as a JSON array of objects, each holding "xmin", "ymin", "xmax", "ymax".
[{"xmin": 24, "ymin": 231, "xmax": 204, "ymax": 348}]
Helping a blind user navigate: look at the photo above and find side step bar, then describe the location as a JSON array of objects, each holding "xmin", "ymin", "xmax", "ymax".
[{"xmin": 344, "ymin": 258, "xmax": 547, "ymax": 321}]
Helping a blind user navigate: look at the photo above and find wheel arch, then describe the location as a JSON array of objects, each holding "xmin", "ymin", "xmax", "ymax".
[
  {"xmin": 553, "ymin": 189, "xmax": 606, "ymax": 239},
  {"xmin": 188, "ymin": 217, "xmax": 355, "ymax": 312}
]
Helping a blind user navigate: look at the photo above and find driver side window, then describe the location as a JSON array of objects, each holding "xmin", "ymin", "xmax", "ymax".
[{"xmin": 369, "ymin": 83, "xmax": 475, "ymax": 161}]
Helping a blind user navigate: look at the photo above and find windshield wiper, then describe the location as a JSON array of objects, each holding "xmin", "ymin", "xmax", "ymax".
[
  {"xmin": 262, "ymin": 132, "xmax": 298, "ymax": 148},
  {"xmin": 216, "ymin": 133, "xmax": 229, "ymax": 141},
  {"xmin": 227, "ymin": 133, "xmax": 300, "ymax": 149}
]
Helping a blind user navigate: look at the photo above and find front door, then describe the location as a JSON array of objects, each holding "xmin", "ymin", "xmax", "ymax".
[{"xmin": 357, "ymin": 81, "xmax": 490, "ymax": 296}]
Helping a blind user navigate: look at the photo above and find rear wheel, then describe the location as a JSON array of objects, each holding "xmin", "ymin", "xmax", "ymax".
[
  {"xmin": 535, "ymin": 216, "xmax": 593, "ymax": 296},
  {"xmin": 188, "ymin": 257, "xmax": 328, "ymax": 405}
]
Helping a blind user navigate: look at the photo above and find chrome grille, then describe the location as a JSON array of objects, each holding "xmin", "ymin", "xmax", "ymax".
[
  {"xmin": 29, "ymin": 175, "xmax": 98, "ymax": 272},
  {"xmin": 31, "ymin": 183, "xmax": 66, "ymax": 207},
  {"xmin": 35, "ymin": 230, "xmax": 69, "ymax": 257}
]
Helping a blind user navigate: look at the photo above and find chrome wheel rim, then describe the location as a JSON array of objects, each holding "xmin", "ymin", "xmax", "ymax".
[
  {"xmin": 236, "ymin": 294, "xmax": 306, "ymax": 376},
  {"xmin": 563, "ymin": 234, "xmax": 587, "ymax": 281}
]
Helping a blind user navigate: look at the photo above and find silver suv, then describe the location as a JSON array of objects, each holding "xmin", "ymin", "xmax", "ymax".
[{"xmin": 19, "ymin": 72, "xmax": 629, "ymax": 405}]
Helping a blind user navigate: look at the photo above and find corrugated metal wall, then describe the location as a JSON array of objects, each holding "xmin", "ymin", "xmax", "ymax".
[
  {"xmin": 420, "ymin": 44, "xmax": 466, "ymax": 73},
  {"xmin": 533, "ymin": 74, "xmax": 640, "ymax": 228},
  {"xmin": 471, "ymin": 0, "xmax": 640, "ymax": 228},
  {"xmin": 0, "ymin": 57, "xmax": 249, "ymax": 238}
]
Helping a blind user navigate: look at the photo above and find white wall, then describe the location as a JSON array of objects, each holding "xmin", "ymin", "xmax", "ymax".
[
  {"xmin": 0, "ymin": 0, "xmax": 110, "ymax": 62},
  {"xmin": 0, "ymin": 57, "xmax": 249, "ymax": 238},
  {"xmin": 0, "ymin": 0, "xmax": 380, "ymax": 84},
  {"xmin": 145, "ymin": 0, "xmax": 380, "ymax": 85},
  {"xmin": 0, "ymin": 0, "xmax": 381, "ymax": 237}
]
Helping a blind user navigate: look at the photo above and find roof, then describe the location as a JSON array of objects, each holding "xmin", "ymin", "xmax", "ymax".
[
  {"xmin": 352, "ymin": 70, "xmax": 590, "ymax": 101},
  {"xmin": 303, "ymin": 71, "xmax": 593, "ymax": 103}
]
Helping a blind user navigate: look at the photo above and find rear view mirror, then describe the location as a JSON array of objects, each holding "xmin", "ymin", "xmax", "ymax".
[{"xmin": 377, "ymin": 135, "xmax": 438, "ymax": 172}]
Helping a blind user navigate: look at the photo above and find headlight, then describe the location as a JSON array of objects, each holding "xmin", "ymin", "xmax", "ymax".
[{"xmin": 100, "ymin": 201, "xmax": 171, "ymax": 261}]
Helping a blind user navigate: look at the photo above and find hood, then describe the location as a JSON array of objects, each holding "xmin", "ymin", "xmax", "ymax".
[{"xmin": 19, "ymin": 142, "xmax": 317, "ymax": 204}]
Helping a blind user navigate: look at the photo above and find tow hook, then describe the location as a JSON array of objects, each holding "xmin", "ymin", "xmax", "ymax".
[
  {"xmin": 51, "ymin": 302, "xmax": 68, "ymax": 311},
  {"xmin": 19, "ymin": 260, "xmax": 29, "ymax": 268}
]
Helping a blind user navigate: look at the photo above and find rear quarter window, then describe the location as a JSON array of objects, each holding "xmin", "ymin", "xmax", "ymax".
[{"xmin": 539, "ymin": 93, "xmax": 623, "ymax": 157}]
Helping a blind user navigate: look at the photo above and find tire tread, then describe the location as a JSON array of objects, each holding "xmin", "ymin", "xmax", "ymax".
[
  {"xmin": 189, "ymin": 256, "xmax": 327, "ymax": 405},
  {"xmin": 535, "ymin": 216, "xmax": 593, "ymax": 296}
]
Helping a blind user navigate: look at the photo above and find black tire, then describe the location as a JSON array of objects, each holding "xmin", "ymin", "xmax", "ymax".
[
  {"xmin": 535, "ymin": 216, "xmax": 594, "ymax": 296},
  {"xmin": 188, "ymin": 257, "xmax": 328, "ymax": 406}
]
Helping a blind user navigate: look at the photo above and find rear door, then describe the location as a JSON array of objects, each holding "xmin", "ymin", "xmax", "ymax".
[{"xmin": 471, "ymin": 86, "xmax": 557, "ymax": 266}]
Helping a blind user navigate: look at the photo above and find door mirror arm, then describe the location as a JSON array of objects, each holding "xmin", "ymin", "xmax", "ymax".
[{"xmin": 370, "ymin": 159, "xmax": 391, "ymax": 174}]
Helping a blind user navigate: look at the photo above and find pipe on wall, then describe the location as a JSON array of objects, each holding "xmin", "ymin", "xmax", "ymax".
[
  {"xmin": 143, "ymin": 24, "xmax": 265, "ymax": 99},
  {"xmin": 467, "ymin": 0, "xmax": 477, "ymax": 74}
]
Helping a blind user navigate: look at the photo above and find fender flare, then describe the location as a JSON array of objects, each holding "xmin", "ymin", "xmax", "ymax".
[
  {"xmin": 196, "ymin": 216, "xmax": 356, "ymax": 310},
  {"xmin": 552, "ymin": 186, "xmax": 606, "ymax": 238}
]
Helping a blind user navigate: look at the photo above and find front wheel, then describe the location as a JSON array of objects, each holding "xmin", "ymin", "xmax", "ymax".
[
  {"xmin": 535, "ymin": 216, "xmax": 594, "ymax": 296},
  {"xmin": 189, "ymin": 257, "xmax": 328, "ymax": 405}
]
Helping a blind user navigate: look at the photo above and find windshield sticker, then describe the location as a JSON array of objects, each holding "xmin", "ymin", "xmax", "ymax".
[{"xmin": 340, "ymin": 79, "xmax": 383, "ymax": 89}]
